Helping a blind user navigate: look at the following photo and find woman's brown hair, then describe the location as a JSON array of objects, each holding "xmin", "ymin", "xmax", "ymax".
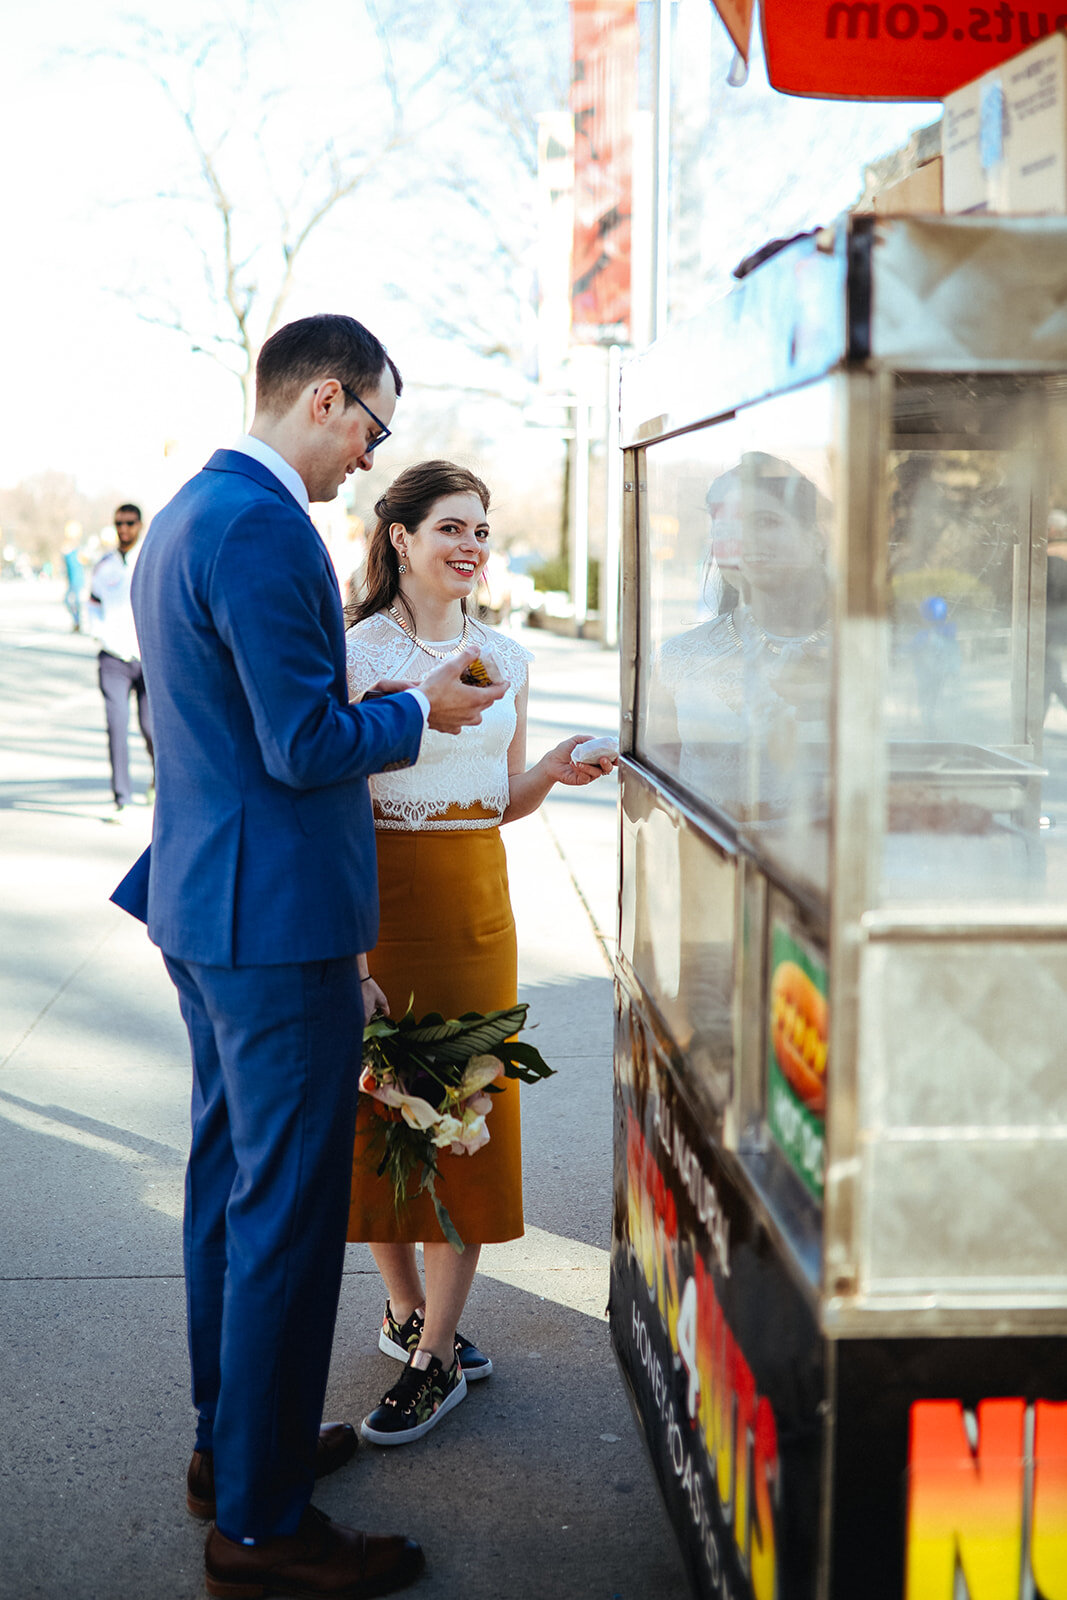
[{"xmin": 345, "ymin": 460, "xmax": 490, "ymax": 630}]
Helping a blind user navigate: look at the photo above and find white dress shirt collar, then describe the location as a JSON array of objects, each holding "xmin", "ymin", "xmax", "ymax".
[{"xmin": 230, "ymin": 434, "xmax": 310, "ymax": 514}]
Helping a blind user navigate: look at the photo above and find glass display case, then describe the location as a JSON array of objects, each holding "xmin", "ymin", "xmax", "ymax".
[{"xmin": 610, "ymin": 214, "xmax": 1067, "ymax": 1600}]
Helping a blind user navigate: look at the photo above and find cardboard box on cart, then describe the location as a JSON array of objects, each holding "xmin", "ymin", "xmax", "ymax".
[
  {"xmin": 943, "ymin": 31, "xmax": 1067, "ymax": 214},
  {"xmin": 871, "ymin": 157, "xmax": 944, "ymax": 214},
  {"xmin": 942, "ymin": 77, "xmax": 986, "ymax": 212}
]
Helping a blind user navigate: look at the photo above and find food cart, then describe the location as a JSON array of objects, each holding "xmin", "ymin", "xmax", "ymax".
[{"xmin": 610, "ymin": 212, "xmax": 1067, "ymax": 1600}]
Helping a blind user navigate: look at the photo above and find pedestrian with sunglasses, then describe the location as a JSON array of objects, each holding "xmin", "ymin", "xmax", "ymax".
[{"xmin": 88, "ymin": 504, "xmax": 154, "ymax": 819}]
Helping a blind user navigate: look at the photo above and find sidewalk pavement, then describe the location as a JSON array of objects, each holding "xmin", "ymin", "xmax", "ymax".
[{"xmin": 0, "ymin": 581, "xmax": 687, "ymax": 1600}]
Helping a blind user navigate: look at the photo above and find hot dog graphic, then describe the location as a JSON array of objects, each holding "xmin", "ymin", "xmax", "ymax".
[{"xmin": 770, "ymin": 959, "xmax": 827, "ymax": 1115}]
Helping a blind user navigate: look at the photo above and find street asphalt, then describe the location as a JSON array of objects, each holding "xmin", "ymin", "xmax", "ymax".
[{"xmin": 0, "ymin": 579, "xmax": 688, "ymax": 1600}]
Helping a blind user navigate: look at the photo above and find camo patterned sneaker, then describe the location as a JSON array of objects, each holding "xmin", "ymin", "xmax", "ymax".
[
  {"xmin": 378, "ymin": 1302, "xmax": 425, "ymax": 1363},
  {"xmin": 361, "ymin": 1350, "xmax": 467, "ymax": 1445},
  {"xmin": 380, "ymin": 1302, "xmax": 493, "ymax": 1381}
]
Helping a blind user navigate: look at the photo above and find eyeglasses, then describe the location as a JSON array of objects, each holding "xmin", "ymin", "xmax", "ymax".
[
  {"xmin": 114, "ymin": 518, "xmax": 140, "ymax": 528},
  {"xmin": 340, "ymin": 386, "xmax": 392, "ymax": 453}
]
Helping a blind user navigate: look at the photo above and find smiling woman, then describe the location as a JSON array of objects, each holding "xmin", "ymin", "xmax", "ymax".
[
  {"xmin": 645, "ymin": 444, "xmax": 833, "ymax": 830},
  {"xmin": 348, "ymin": 461, "xmax": 491, "ymax": 637},
  {"xmin": 342, "ymin": 457, "xmax": 617, "ymax": 1447},
  {"xmin": 390, "ymin": 485, "xmax": 491, "ymax": 607}
]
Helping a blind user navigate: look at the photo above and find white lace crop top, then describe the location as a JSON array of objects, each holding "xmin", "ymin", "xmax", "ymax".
[{"xmin": 345, "ymin": 612, "xmax": 533, "ymax": 830}]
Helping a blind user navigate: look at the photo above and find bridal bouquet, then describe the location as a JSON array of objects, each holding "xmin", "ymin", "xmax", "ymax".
[{"xmin": 359, "ymin": 1002, "xmax": 553, "ymax": 1250}]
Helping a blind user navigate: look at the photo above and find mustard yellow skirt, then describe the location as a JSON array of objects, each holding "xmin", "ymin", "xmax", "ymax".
[{"xmin": 347, "ymin": 821, "xmax": 524, "ymax": 1244}]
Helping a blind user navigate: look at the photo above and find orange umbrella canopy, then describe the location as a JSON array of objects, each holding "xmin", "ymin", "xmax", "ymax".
[{"xmin": 715, "ymin": 0, "xmax": 1054, "ymax": 99}]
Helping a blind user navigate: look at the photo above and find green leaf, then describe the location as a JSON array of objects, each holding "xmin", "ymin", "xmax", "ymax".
[
  {"xmin": 401, "ymin": 1009, "xmax": 447, "ymax": 1031},
  {"xmin": 406, "ymin": 1005, "xmax": 531, "ymax": 1063},
  {"xmin": 498, "ymin": 1039, "xmax": 556, "ymax": 1082},
  {"xmin": 411, "ymin": 1003, "xmax": 527, "ymax": 1037},
  {"xmin": 357, "ymin": 998, "xmax": 553, "ymax": 1247},
  {"xmin": 423, "ymin": 1169, "xmax": 465, "ymax": 1254},
  {"xmin": 404, "ymin": 1018, "xmax": 468, "ymax": 1044}
]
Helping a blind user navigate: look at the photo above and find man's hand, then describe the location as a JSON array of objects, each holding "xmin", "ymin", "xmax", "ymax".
[
  {"xmin": 362, "ymin": 678, "xmax": 417, "ymax": 699},
  {"xmin": 419, "ymin": 644, "xmax": 507, "ymax": 734},
  {"xmin": 362, "ymin": 976, "xmax": 390, "ymax": 1018}
]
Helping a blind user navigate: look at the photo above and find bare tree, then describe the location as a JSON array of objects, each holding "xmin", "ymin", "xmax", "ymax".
[
  {"xmin": 0, "ymin": 474, "xmax": 124, "ymax": 566},
  {"xmin": 394, "ymin": 0, "xmax": 569, "ymax": 370},
  {"xmin": 102, "ymin": 1, "xmax": 568, "ymax": 425}
]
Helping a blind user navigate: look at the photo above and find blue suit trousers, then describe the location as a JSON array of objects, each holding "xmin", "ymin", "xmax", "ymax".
[{"xmin": 163, "ymin": 953, "xmax": 363, "ymax": 1540}]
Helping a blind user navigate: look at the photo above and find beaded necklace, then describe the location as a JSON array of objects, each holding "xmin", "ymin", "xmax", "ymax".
[
  {"xmin": 726, "ymin": 607, "xmax": 829, "ymax": 657},
  {"xmin": 387, "ymin": 604, "xmax": 471, "ymax": 660}
]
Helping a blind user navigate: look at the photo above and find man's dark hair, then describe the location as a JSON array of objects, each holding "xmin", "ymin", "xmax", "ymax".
[
  {"xmin": 255, "ymin": 314, "xmax": 402, "ymax": 417},
  {"xmin": 115, "ymin": 503, "xmax": 142, "ymax": 521}
]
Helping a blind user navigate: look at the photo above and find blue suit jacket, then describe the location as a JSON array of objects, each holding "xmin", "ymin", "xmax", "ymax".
[{"xmin": 111, "ymin": 450, "xmax": 423, "ymax": 966}]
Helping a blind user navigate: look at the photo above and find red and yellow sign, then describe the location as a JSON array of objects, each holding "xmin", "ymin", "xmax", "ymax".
[
  {"xmin": 625, "ymin": 1106, "xmax": 779, "ymax": 1599},
  {"xmin": 906, "ymin": 1397, "xmax": 1067, "ymax": 1596},
  {"xmin": 767, "ymin": 922, "xmax": 828, "ymax": 1199},
  {"xmin": 571, "ymin": 0, "xmax": 637, "ymax": 342},
  {"xmin": 712, "ymin": 0, "xmax": 1058, "ymax": 100}
]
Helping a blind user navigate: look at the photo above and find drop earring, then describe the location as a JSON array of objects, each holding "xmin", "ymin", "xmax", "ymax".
[{"xmin": 398, "ymin": 560, "xmax": 407, "ymax": 575}]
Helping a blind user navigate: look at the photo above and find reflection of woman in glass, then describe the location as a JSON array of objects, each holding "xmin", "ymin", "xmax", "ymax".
[{"xmin": 649, "ymin": 453, "xmax": 831, "ymax": 817}]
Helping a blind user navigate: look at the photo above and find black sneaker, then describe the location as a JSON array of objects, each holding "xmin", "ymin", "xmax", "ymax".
[
  {"xmin": 361, "ymin": 1351, "xmax": 467, "ymax": 1446},
  {"xmin": 454, "ymin": 1332, "xmax": 493, "ymax": 1381},
  {"xmin": 380, "ymin": 1301, "xmax": 493, "ymax": 1381},
  {"xmin": 378, "ymin": 1301, "xmax": 425, "ymax": 1362}
]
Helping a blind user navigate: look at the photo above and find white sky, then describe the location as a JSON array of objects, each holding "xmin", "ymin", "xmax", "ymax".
[
  {"xmin": 1, "ymin": 0, "xmax": 934, "ymax": 522},
  {"xmin": 1, "ymin": 0, "xmax": 491, "ymax": 515},
  {"xmin": 6, "ymin": 6, "xmax": 239, "ymax": 507}
]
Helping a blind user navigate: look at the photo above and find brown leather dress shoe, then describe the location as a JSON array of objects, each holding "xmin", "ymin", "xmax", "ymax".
[
  {"xmin": 187, "ymin": 1423, "xmax": 359, "ymax": 1519},
  {"xmin": 204, "ymin": 1505, "xmax": 424, "ymax": 1599}
]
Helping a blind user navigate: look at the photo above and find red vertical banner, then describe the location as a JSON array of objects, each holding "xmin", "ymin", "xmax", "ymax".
[{"xmin": 571, "ymin": 0, "xmax": 637, "ymax": 344}]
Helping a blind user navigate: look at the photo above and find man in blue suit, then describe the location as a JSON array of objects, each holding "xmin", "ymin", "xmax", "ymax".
[{"xmin": 112, "ymin": 314, "xmax": 504, "ymax": 1598}]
